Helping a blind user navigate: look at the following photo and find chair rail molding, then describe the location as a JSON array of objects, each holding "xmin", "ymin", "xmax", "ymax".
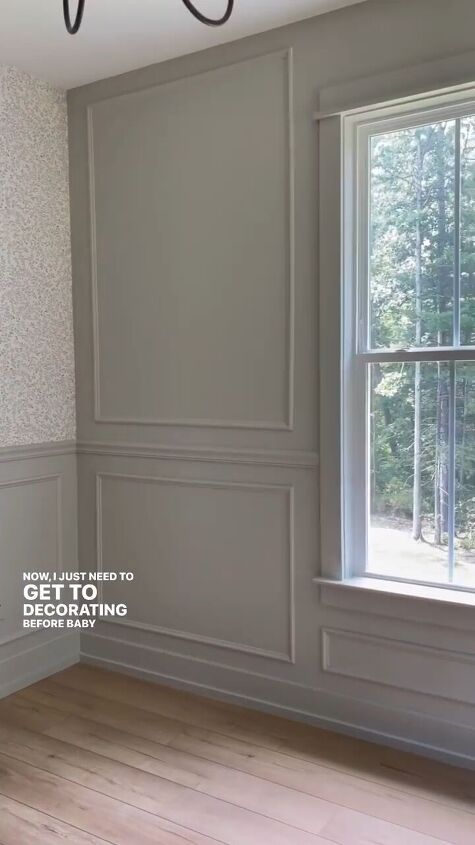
[{"xmin": 77, "ymin": 440, "xmax": 318, "ymax": 468}]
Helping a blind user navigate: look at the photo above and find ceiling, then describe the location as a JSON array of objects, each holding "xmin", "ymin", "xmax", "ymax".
[{"xmin": 0, "ymin": 0, "xmax": 367, "ymax": 89}]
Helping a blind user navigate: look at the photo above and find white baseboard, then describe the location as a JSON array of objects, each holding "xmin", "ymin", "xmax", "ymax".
[
  {"xmin": 0, "ymin": 631, "xmax": 80, "ymax": 699},
  {"xmin": 80, "ymin": 645, "xmax": 475, "ymax": 772}
]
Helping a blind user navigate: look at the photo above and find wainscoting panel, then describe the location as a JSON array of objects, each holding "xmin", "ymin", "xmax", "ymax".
[
  {"xmin": 0, "ymin": 445, "xmax": 79, "ymax": 697},
  {"xmin": 0, "ymin": 474, "xmax": 60, "ymax": 643},
  {"xmin": 322, "ymin": 628, "xmax": 475, "ymax": 707},
  {"xmin": 97, "ymin": 472, "xmax": 295, "ymax": 662},
  {"xmin": 76, "ymin": 450, "xmax": 318, "ymax": 679},
  {"xmin": 88, "ymin": 49, "xmax": 294, "ymax": 429}
]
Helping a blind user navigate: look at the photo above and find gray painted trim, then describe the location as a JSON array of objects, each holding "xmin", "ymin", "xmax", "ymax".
[
  {"xmin": 77, "ymin": 440, "xmax": 319, "ymax": 468},
  {"xmin": 96, "ymin": 472, "xmax": 296, "ymax": 664},
  {"xmin": 0, "ymin": 473, "xmax": 64, "ymax": 647},
  {"xmin": 80, "ymin": 646, "xmax": 475, "ymax": 771},
  {"xmin": 0, "ymin": 632, "xmax": 79, "ymax": 700},
  {"xmin": 318, "ymin": 580, "xmax": 475, "ymax": 633},
  {"xmin": 322, "ymin": 627, "xmax": 475, "ymax": 706},
  {"xmin": 0, "ymin": 448, "xmax": 78, "ymax": 688},
  {"xmin": 318, "ymin": 115, "xmax": 342, "ymax": 579},
  {"xmin": 0, "ymin": 440, "xmax": 77, "ymax": 462},
  {"xmin": 0, "ymin": 473, "xmax": 63, "ymax": 569},
  {"xmin": 0, "ymin": 440, "xmax": 319, "ymax": 468},
  {"xmin": 88, "ymin": 48, "xmax": 296, "ymax": 431},
  {"xmin": 317, "ymin": 48, "xmax": 475, "ymax": 117},
  {"xmin": 100, "ymin": 618, "xmax": 295, "ymax": 664}
]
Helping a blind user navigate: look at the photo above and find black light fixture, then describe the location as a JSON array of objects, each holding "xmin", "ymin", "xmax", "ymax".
[{"xmin": 63, "ymin": 0, "xmax": 234, "ymax": 35}]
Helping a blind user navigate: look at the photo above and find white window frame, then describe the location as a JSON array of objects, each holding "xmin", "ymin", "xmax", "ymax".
[{"xmin": 341, "ymin": 87, "xmax": 475, "ymax": 593}]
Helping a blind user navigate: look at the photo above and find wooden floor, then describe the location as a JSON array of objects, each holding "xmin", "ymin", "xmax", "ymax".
[{"xmin": 0, "ymin": 666, "xmax": 473, "ymax": 844}]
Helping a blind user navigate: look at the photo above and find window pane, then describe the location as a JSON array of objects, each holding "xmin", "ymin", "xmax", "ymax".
[
  {"xmin": 369, "ymin": 361, "xmax": 475, "ymax": 588},
  {"xmin": 369, "ymin": 362, "xmax": 451, "ymax": 584},
  {"xmin": 369, "ymin": 121, "xmax": 455, "ymax": 349},
  {"xmin": 461, "ymin": 117, "xmax": 475, "ymax": 345},
  {"xmin": 454, "ymin": 362, "xmax": 475, "ymax": 586}
]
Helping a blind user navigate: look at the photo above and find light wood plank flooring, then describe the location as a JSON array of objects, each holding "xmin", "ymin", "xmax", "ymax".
[{"xmin": 0, "ymin": 664, "xmax": 473, "ymax": 844}]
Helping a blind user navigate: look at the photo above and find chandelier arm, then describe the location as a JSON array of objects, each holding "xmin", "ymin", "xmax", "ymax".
[
  {"xmin": 181, "ymin": 0, "xmax": 234, "ymax": 27},
  {"xmin": 63, "ymin": 0, "xmax": 86, "ymax": 34},
  {"xmin": 63, "ymin": 0, "xmax": 234, "ymax": 35}
]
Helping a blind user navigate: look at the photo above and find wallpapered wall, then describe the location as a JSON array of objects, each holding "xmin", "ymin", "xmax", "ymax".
[{"xmin": 0, "ymin": 66, "xmax": 75, "ymax": 446}]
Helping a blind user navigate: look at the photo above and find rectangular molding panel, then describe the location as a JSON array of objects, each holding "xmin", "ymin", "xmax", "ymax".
[
  {"xmin": 323, "ymin": 628, "xmax": 475, "ymax": 707},
  {"xmin": 88, "ymin": 50, "xmax": 294, "ymax": 429},
  {"xmin": 0, "ymin": 447, "xmax": 79, "ymax": 697},
  {"xmin": 97, "ymin": 472, "xmax": 295, "ymax": 662}
]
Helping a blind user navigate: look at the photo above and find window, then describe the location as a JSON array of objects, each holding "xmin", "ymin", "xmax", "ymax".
[{"xmin": 343, "ymin": 90, "xmax": 475, "ymax": 591}]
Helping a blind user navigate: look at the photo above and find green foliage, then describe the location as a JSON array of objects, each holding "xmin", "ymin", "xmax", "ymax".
[{"xmin": 370, "ymin": 118, "xmax": 475, "ymax": 549}]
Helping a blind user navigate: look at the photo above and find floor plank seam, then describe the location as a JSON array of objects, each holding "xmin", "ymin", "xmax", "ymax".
[
  {"xmin": 2, "ymin": 666, "xmax": 473, "ymax": 845},
  {"xmin": 0, "ymin": 750, "xmax": 322, "ymax": 844},
  {"xmin": 20, "ymin": 681, "xmax": 474, "ymax": 817}
]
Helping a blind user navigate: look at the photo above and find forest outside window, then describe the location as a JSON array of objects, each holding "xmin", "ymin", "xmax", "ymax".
[{"xmin": 343, "ymin": 90, "xmax": 475, "ymax": 592}]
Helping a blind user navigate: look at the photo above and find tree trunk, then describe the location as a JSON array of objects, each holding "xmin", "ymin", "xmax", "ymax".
[
  {"xmin": 413, "ymin": 131, "xmax": 423, "ymax": 540},
  {"xmin": 434, "ymin": 362, "xmax": 442, "ymax": 545},
  {"xmin": 440, "ymin": 373, "xmax": 450, "ymax": 539},
  {"xmin": 460, "ymin": 372, "xmax": 468, "ymax": 487},
  {"xmin": 434, "ymin": 125, "xmax": 450, "ymax": 545}
]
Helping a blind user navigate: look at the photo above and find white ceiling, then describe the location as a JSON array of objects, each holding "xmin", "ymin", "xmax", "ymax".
[{"xmin": 0, "ymin": 0, "xmax": 367, "ymax": 89}]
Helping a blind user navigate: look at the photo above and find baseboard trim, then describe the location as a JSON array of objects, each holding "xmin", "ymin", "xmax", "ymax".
[
  {"xmin": 0, "ymin": 632, "xmax": 80, "ymax": 699},
  {"xmin": 80, "ymin": 650, "xmax": 475, "ymax": 771}
]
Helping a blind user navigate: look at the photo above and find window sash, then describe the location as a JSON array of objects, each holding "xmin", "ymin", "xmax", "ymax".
[
  {"xmin": 355, "ymin": 109, "xmax": 475, "ymax": 358},
  {"xmin": 359, "ymin": 349, "xmax": 475, "ymax": 363},
  {"xmin": 343, "ymin": 91, "xmax": 475, "ymax": 591}
]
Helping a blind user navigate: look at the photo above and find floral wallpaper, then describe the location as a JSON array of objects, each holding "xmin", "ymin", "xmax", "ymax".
[{"xmin": 0, "ymin": 66, "xmax": 76, "ymax": 447}]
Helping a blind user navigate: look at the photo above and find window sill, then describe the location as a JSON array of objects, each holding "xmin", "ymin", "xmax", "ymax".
[{"xmin": 313, "ymin": 576, "xmax": 475, "ymax": 607}]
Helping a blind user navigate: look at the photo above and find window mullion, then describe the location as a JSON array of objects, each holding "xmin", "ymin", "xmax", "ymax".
[
  {"xmin": 359, "ymin": 348, "xmax": 475, "ymax": 364},
  {"xmin": 448, "ymin": 362, "xmax": 456, "ymax": 581}
]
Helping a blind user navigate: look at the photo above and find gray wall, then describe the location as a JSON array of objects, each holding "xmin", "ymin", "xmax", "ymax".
[{"xmin": 68, "ymin": 0, "xmax": 475, "ymax": 767}]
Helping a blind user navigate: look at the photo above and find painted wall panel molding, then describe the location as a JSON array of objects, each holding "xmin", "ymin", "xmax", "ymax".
[
  {"xmin": 322, "ymin": 628, "xmax": 475, "ymax": 707},
  {"xmin": 0, "ymin": 449, "xmax": 79, "ymax": 693},
  {"xmin": 87, "ymin": 49, "xmax": 295, "ymax": 430},
  {"xmin": 96, "ymin": 472, "xmax": 296, "ymax": 662},
  {"xmin": 0, "ymin": 474, "xmax": 62, "ymax": 644}
]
